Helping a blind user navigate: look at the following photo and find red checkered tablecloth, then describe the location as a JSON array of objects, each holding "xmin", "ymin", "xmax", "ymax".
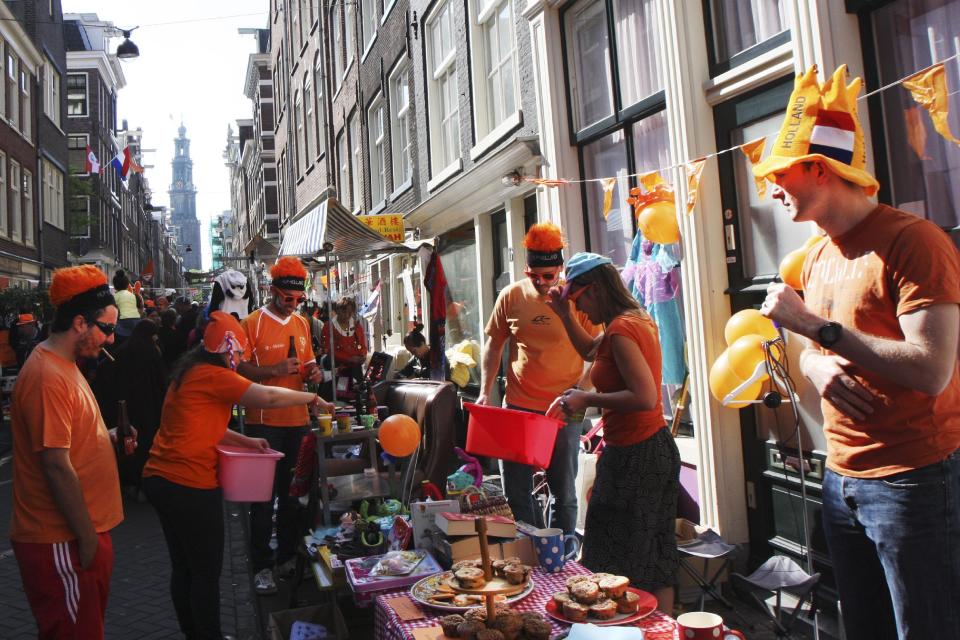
[{"xmin": 374, "ymin": 560, "xmax": 679, "ymax": 639}]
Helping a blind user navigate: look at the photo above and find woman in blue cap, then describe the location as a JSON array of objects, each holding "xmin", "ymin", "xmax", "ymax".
[{"xmin": 546, "ymin": 252, "xmax": 680, "ymax": 613}]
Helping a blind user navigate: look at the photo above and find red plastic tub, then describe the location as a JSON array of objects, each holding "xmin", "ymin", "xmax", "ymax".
[
  {"xmin": 464, "ymin": 403, "xmax": 563, "ymax": 467},
  {"xmin": 217, "ymin": 446, "xmax": 285, "ymax": 502}
]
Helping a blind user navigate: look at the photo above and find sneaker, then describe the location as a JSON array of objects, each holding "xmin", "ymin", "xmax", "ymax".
[
  {"xmin": 253, "ymin": 568, "xmax": 277, "ymax": 595},
  {"xmin": 276, "ymin": 558, "xmax": 297, "ymax": 579}
]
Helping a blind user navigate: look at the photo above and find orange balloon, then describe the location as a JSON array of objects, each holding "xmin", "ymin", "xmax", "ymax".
[
  {"xmin": 727, "ymin": 334, "xmax": 769, "ymax": 380},
  {"xmin": 779, "ymin": 248, "xmax": 806, "ymax": 290},
  {"xmin": 709, "ymin": 351, "xmax": 763, "ymax": 409},
  {"xmin": 724, "ymin": 309, "xmax": 778, "ymax": 346},
  {"xmin": 637, "ymin": 200, "xmax": 680, "ymax": 245},
  {"xmin": 379, "ymin": 414, "xmax": 421, "ymax": 457}
]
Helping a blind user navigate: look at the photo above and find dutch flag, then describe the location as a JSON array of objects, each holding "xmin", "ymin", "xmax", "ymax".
[
  {"xmin": 109, "ymin": 147, "xmax": 131, "ymax": 181},
  {"xmin": 808, "ymin": 110, "xmax": 855, "ymax": 165}
]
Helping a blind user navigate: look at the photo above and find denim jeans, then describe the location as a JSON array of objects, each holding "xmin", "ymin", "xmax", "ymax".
[
  {"xmin": 245, "ymin": 424, "xmax": 310, "ymax": 572},
  {"xmin": 822, "ymin": 448, "xmax": 960, "ymax": 640},
  {"xmin": 500, "ymin": 405, "xmax": 581, "ymax": 535}
]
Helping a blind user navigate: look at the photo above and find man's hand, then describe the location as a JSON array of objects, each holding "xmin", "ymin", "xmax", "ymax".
[
  {"xmin": 78, "ymin": 533, "xmax": 98, "ymax": 570},
  {"xmin": 304, "ymin": 362, "xmax": 322, "ymax": 384},
  {"xmin": 545, "ymin": 286, "xmax": 571, "ymax": 318},
  {"xmin": 804, "ymin": 353, "xmax": 875, "ymax": 421},
  {"xmin": 309, "ymin": 396, "xmax": 335, "ymax": 416},
  {"xmin": 273, "ymin": 358, "xmax": 300, "ymax": 377},
  {"xmin": 761, "ymin": 283, "xmax": 818, "ymax": 336},
  {"xmin": 475, "ymin": 393, "xmax": 490, "ymax": 406}
]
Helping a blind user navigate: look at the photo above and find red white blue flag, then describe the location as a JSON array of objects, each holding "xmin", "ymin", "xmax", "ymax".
[{"xmin": 809, "ymin": 110, "xmax": 856, "ymax": 165}]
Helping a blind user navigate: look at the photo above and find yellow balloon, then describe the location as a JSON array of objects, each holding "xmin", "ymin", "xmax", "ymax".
[
  {"xmin": 804, "ymin": 234, "xmax": 824, "ymax": 249},
  {"xmin": 709, "ymin": 351, "xmax": 764, "ymax": 409},
  {"xmin": 637, "ymin": 200, "xmax": 680, "ymax": 245},
  {"xmin": 724, "ymin": 309, "xmax": 778, "ymax": 346},
  {"xmin": 779, "ymin": 248, "xmax": 806, "ymax": 290},
  {"xmin": 727, "ymin": 334, "xmax": 770, "ymax": 381}
]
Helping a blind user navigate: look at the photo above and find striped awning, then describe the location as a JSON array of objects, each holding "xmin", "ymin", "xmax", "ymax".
[{"xmin": 279, "ymin": 197, "xmax": 408, "ymax": 259}]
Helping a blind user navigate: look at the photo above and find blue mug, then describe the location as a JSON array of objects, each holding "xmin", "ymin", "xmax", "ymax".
[{"xmin": 532, "ymin": 527, "xmax": 580, "ymax": 573}]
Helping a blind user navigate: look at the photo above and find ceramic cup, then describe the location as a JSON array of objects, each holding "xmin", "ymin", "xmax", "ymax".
[
  {"xmin": 360, "ymin": 414, "xmax": 377, "ymax": 430},
  {"xmin": 335, "ymin": 414, "xmax": 351, "ymax": 433},
  {"xmin": 316, "ymin": 414, "xmax": 334, "ymax": 437},
  {"xmin": 532, "ymin": 527, "xmax": 580, "ymax": 573},
  {"xmin": 676, "ymin": 612, "xmax": 746, "ymax": 640}
]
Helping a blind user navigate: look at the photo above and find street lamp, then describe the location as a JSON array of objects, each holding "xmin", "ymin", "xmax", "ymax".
[{"xmin": 115, "ymin": 27, "xmax": 140, "ymax": 59}]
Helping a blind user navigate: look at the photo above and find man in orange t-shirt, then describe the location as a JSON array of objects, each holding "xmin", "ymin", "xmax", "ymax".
[
  {"xmin": 478, "ymin": 223, "xmax": 597, "ymax": 535},
  {"xmin": 10, "ymin": 265, "xmax": 123, "ymax": 639},
  {"xmin": 757, "ymin": 66, "xmax": 960, "ymax": 640},
  {"xmin": 237, "ymin": 256, "xmax": 322, "ymax": 595}
]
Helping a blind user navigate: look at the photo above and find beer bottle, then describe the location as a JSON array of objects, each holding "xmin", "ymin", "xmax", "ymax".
[
  {"xmin": 115, "ymin": 400, "xmax": 135, "ymax": 457},
  {"xmin": 288, "ymin": 335, "xmax": 297, "ymax": 359}
]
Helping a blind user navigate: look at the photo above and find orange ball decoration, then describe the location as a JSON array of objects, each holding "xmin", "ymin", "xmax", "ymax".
[
  {"xmin": 379, "ymin": 414, "xmax": 421, "ymax": 457},
  {"xmin": 724, "ymin": 309, "xmax": 778, "ymax": 346},
  {"xmin": 709, "ymin": 351, "xmax": 763, "ymax": 409},
  {"xmin": 636, "ymin": 200, "xmax": 680, "ymax": 245}
]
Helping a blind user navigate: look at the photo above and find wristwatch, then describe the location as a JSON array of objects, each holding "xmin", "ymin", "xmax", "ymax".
[{"xmin": 817, "ymin": 321, "xmax": 843, "ymax": 348}]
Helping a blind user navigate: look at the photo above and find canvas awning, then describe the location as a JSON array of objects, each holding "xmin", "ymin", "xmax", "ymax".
[{"xmin": 279, "ymin": 197, "xmax": 422, "ymax": 260}]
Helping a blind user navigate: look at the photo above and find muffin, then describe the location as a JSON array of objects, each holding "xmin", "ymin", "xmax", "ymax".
[
  {"xmin": 489, "ymin": 609, "xmax": 523, "ymax": 640},
  {"xmin": 552, "ymin": 591, "xmax": 574, "ymax": 607},
  {"xmin": 453, "ymin": 559, "xmax": 483, "ymax": 571},
  {"xmin": 464, "ymin": 608, "xmax": 488, "ymax": 625},
  {"xmin": 589, "ymin": 598, "xmax": 619, "ymax": 620},
  {"xmin": 589, "ymin": 572, "xmax": 616, "ymax": 584},
  {"xmin": 570, "ymin": 579, "xmax": 601, "ymax": 604},
  {"xmin": 475, "ymin": 630, "xmax": 505, "ymax": 640},
  {"xmin": 598, "ymin": 575, "xmax": 630, "ymax": 599},
  {"xmin": 456, "ymin": 621, "xmax": 485, "ymax": 640},
  {"xmin": 522, "ymin": 616, "xmax": 552, "ymax": 640},
  {"xmin": 456, "ymin": 567, "xmax": 487, "ymax": 589},
  {"xmin": 440, "ymin": 614, "xmax": 466, "ymax": 637},
  {"xmin": 502, "ymin": 564, "xmax": 527, "ymax": 585},
  {"xmin": 562, "ymin": 601, "xmax": 590, "ymax": 622},
  {"xmin": 491, "ymin": 559, "xmax": 508, "ymax": 577},
  {"xmin": 566, "ymin": 575, "xmax": 594, "ymax": 591},
  {"xmin": 615, "ymin": 590, "xmax": 641, "ymax": 614}
]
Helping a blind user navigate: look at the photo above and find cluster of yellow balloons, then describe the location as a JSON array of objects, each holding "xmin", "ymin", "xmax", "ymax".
[
  {"xmin": 627, "ymin": 186, "xmax": 680, "ymax": 245},
  {"xmin": 709, "ymin": 310, "xmax": 779, "ymax": 408},
  {"xmin": 779, "ymin": 235, "xmax": 824, "ymax": 289}
]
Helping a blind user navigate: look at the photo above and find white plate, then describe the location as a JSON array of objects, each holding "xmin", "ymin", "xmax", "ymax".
[{"xmin": 409, "ymin": 571, "xmax": 535, "ymax": 611}]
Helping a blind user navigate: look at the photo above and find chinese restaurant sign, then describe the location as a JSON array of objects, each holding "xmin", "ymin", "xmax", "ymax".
[{"xmin": 359, "ymin": 213, "xmax": 405, "ymax": 242}]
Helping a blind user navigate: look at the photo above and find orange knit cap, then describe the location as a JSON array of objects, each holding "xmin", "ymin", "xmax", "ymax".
[
  {"xmin": 524, "ymin": 222, "xmax": 565, "ymax": 267},
  {"xmin": 49, "ymin": 265, "xmax": 111, "ymax": 308},
  {"xmin": 270, "ymin": 256, "xmax": 308, "ymax": 291}
]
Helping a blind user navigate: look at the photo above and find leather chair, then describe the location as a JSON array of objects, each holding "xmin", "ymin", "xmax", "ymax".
[{"xmin": 374, "ymin": 379, "xmax": 460, "ymax": 495}]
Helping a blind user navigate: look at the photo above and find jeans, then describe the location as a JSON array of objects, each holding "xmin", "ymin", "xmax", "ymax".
[
  {"xmin": 143, "ymin": 475, "xmax": 224, "ymax": 640},
  {"xmin": 245, "ymin": 424, "xmax": 310, "ymax": 572},
  {"xmin": 500, "ymin": 405, "xmax": 581, "ymax": 535},
  {"xmin": 822, "ymin": 448, "xmax": 960, "ymax": 640}
]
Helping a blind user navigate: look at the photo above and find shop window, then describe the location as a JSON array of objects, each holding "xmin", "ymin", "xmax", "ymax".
[
  {"xmin": 439, "ymin": 222, "xmax": 481, "ymax": 387},
  {"xmin": 426, "ymin": 0, "xmax": 461, "ymax": 175},
  {"xmin": 865, "ymin": 0, "xmax": 960, "ymax": 241},
  {"xmin": 705, "ymin": 0, "xmax": 791, "ymax": 75}
]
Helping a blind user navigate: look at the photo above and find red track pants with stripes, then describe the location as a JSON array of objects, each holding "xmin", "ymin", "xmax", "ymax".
[{"xmin": 12, "ymin": 532, "xmax": 114, "ymax": 640}]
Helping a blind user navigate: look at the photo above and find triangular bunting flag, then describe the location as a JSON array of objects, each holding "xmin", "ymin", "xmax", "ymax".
[
  {"xmin": 684, "ymin": 159, "xmax": 707, "ymax": 216},
  {"xmin": 639, "ymin": 171, "xmax": 665, "ymax": 192},
  {"xmin": 903, "ymin": 106, "xmax": 929, "ymax": 160},
  {"xmin": 601, "ymin": 178, "xmax": 617, "ymax": 220},
  {"xmin": 529, "ymin": 177, "xmax": 569, "ymax": 188},
  {"xmin": 902, "ymin": 63, "xmax": 960, "ymax": 145},
  {"xmin": 739, "ymin": 138, "xmax": 767, "ymax": 198}
]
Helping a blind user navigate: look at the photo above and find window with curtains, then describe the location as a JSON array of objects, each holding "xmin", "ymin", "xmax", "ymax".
[
  {"xmin": 705, "ymin": 0, "xmax": 791, "ymax": 73},
  {"xmin": 368, "ymin": 95, "xmax": 387, "ymax": 208},
  {"xmin": 563, "ymin": 0, "xmax": 669, "ymax": 265},
  {"xmin": 426, "ymin": 0, "xmax": 461, "ymax": 175},
  {"xmin": 390, "ymin": 59, "xmax": 412, "ymax": 191},
  {"xmin": 866, "ymin": 0, "xmax": 960, "ymax": 239}
]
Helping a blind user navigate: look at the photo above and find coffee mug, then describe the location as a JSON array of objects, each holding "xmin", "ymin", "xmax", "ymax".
[
  {"xmin": 532, "ymin": 527, "xmax": 580, "ymax": 573},
  {"xmin": 676, "ymin": 612, "xmax": 746, "ymax": 640},
  {"xmin": 317, "ymin": 414, "xmax": 333, "ymax": 437}
]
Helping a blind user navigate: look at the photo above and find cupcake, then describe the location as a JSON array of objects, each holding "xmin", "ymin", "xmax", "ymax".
[
  {"xmin": 456, "ymin": 567, "xmax": 487, "ymax": 589},
  {"xmin": 615, "ymin": 590, "xmax": 641, "ymax": 614},
  {"xmin": 589, "ymin": 598, "xmax": 619, "ymax": 620},
  {"xmin": 476, "ymin": 630, "xmax": 505, "ymax": 640},
  {"xmin": 440, "ymin": 614, "xmax": 465, "ymax": 637},
  {"xmin": 598, "ymin": 575, "xmax": 630, "ymax": 599},
  {"xmin": 570, "ymin": 579, "xmax": 601, "ymax": 604},
  {"xmin": 489, "ymin": 609, "xmax": 523, "ymax": 640},
  {"xmin": 502, "ymin": 564, "xmax": 527, "ymax": 585},
  {"xmin": 522, "ymin": 616, "xmax": 552, "ymax": 640},
  {"xmin": 562, "ymin": 601, "xmax": 590, "ymax": 622},
  {"xmin": 456, "ymin": 621, "xmax": 485, "ymax": 640},
  {"xmin": 590, "ymin": 572, "xmax": 616, "ymax": 584},
  {"xmin": 464, "ymin": 608, "xmax": 488, "ymax": 625},
  {"xmin": 552, "ymin": 591, "xmax": 574, "ymax": 607},
  {"xmin": 566, "ymin": 575, "xmax": 594, "ymax": 591}
]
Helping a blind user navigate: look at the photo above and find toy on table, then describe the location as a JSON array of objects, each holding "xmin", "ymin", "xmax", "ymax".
[{"xmin": 446, "ymin": 447, "xmax": 483, "ymax": 495}]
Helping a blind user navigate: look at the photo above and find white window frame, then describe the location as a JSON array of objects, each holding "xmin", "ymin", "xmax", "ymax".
[
  {"xmin": 425, "ymin": 0, "xmax": 461, "ymax": 180},
  {"xmin": 345, "ymin": 1, "xmax": 356, "ymax": 72},
  {"xmin": 349, "ymin": 110, "xmax": 362, "ymax": 213},
  {"xmin": 314, "ymin": 53, "xmax": 326, "ymax": 159},
  {"xmin": 7, "ymin": 53, "xmax": 19, "ymax": 131},
  {"xmin": 42, "ymin": 159, "xmax": 65, "ymax": 229},
  {"xmin": 43, "ymin": 57, "xmax": 60, "ymax": 127},
  {"xmin": 389, "ymin": 59, "xmax": 412, "ymax": 196},
  {"xmin": 22, "ymin": 168, "xmax": 33, "ymax": 247},
  {"xmin": 468, "ymin": 0, "xmax": 519, "ymax": 146},
  {"xmin": 20, "ymin": 68, "xmax": 31, "ymax": 140},
  {"xmin": 337, "ymin": 130, "xmax": 349, "ymax": 208},
  {"xmin": 9, "ymin": 160, "xmax": 21, "ymax": 243},
  {"xmin": 67, "ymin": 72, "xmax": 87, "ymax": 117},
  {"xmin": 361, "ymin": 0, "xmax": 378, "ymax": 58},
  {"xmin": 293, "ymin": 88, "xmax": 303, "ymax": 176},
  {"xmin": 303, "ymin": 74, "xmax": 313, "ymax": 164},
  {"xmin": 382, "ymin": 0, "xmax": 398, "ymax": 24},
  {"xmin": 332, "ymin": 4, "xmax": 344, "ymax": 92},
  {"xmin": 367, "ymin": 94, "xmax": 387, "ymax": 210},
  {"xmin": 0, "ymin": 152, "xmax": 7, "ymax": 238}
]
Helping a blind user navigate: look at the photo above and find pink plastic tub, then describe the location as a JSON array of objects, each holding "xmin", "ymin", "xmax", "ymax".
[
  {"xmin": 464, "ymin": 403, "xmax": 562, "ymax": 468},
  {"xmin": 216, "ymin": 445, "xmax": 285, "ymax": 502}
]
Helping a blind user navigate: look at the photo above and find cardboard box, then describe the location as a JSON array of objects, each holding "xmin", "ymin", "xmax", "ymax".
[
  {"xmin": 410, "ymin": 499, "xmax": 460, "ymax": 552},
  {"xmin": 267, "ymin": 603, "xmax": 349, "ymax": 640},
  {"xmin": 432, "ymin": 532, "xmax": 538, "ymax": 568},
  {"xmin": 675, "ymin": 518, "xmax": 730, "ymax": 604},
  {"xmin": 316, "ymin": 545, "xmax": 347, "ymax": 589}
]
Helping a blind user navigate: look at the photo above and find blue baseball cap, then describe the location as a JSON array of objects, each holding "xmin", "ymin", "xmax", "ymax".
[{"xmin": 565, "ymin": 252, "xmax": 612, "ymax": 281}]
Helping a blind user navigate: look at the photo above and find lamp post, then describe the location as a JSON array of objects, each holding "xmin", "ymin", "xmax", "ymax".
[{"xmin": 115, "ymin": 28, "xmax": 139, "ymax": 59}]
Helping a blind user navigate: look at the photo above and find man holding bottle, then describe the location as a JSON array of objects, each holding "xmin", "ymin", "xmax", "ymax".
[{"xmin": 237, "ymin": 256, "xmax": 324, "ymax": 595}]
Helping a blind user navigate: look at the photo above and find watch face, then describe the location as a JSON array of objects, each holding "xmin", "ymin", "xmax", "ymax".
[{"xmin": 820, "ymin": 322, "xmax": 842, "ymax": 346}]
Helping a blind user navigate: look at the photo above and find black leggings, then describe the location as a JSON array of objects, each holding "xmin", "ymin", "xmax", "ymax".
[{"xmin": 142, "ymin": 475, "xmax": 224, "ymax": 640}]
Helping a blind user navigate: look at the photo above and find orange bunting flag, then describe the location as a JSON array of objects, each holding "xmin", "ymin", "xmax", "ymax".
[
  {"xmin": 902, "ymin": 63, "xmax": 960, "ymax": 145},
  {"xmin": 639, "ymin": 171, "xmax": 666, "ymax": 192},
  {"xmin": 739, "ymin": 138, "xmax": 767, "ymax": 198},
  {"xmin": 903, "ymin": 106, "xmax": 930, "ymax": 160},
  {"xmin": 601, "ymin": 178, "xmax": 617, "ymax": 220},
  {"xmin": 684, "ymin": 159, "xmax": 707, "ymax": 216},
  {"xmin": 529, "ymin": 177, "xmax": 570, "ymax": 188}
]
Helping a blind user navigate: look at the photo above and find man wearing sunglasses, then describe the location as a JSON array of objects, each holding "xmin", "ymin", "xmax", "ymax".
[
  {"xmin": 236, "ymin": 257, "xmax": 324, "ymax": 595},
  {"xmin": 9, "ymin": 265, "xmax": 124, "ymax": 639},
  {"xmin": 478, "ymin": 222, "xmax": 598, "ymax": 536}
]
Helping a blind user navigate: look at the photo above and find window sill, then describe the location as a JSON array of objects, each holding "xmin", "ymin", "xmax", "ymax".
[
  {"xmin": 390, "ymin": 179, "xmax": 412, "ymax": 201},
  {"xmin": 369, "ymin": 199, "xmax": 387, "ymax": 215},
  {"xmin": 470, "ymin": 110, "xmax": 523, "ymax": 162},
  {"xmin": 361, "ymin": 34, "xmax": 377, "ymax": 63},
  {"xmin": 344, "ymin": 58, "xmax": 355, "ymax": 80},
  {"xmin": 427, "ymin": 159, "xmax": 462, "ymax": 192},
  {"xmin": 382, "ymin": 0, "xmax": 397, "ymax": 24},
  {"xmin": 703, "ymin": 40, "xmax": 794, "ymax": 107}
]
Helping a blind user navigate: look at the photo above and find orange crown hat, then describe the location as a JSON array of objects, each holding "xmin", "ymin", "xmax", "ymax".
[
  {"xmin": 270, "ymin": 256, "xmax": 308, "ymax": 291},
  {"xmin": 524, "ymin": 222, "xmax": 565, "ymax": 267},
  {"xmin": 752, "ymin": 65, "xmax": 879, "ymax": 196},
  {"xmin": 49, "ymin": 265, "xmax": 115, "ymax": 313},
  {"xmin": 203, "ymin": 311, "xmax": 248, "ymax": 369}
]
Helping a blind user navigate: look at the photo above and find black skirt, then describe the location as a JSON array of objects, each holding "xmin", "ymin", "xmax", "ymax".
[{"xmin": 581, "ymin": 427, "xmax": 681, "ymax": 590}]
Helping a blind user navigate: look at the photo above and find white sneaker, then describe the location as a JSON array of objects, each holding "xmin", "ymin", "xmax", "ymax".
[{"xmin": 254, "ymin": 568, "xmax": 277, "ymax": 595}]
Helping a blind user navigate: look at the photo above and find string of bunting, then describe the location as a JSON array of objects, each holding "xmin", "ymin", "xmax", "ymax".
[{"xmin": 524, "ymin": 54, "xmax": 960, "ymax": 222}]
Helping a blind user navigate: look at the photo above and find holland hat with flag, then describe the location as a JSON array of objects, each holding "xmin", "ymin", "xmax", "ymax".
[{"xmin": 753, "ymin": 65, "xmax": 879, "ymax": 196}]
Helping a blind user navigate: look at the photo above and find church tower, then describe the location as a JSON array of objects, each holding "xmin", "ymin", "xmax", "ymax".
[{"xmin": 169, "ymin": 123, "xmax": 202, "ymax": 271}]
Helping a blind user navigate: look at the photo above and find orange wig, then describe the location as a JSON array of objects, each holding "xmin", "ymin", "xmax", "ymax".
[
  {"xmin": 49, "ymin": 265, "xmax": 109, "ymax": 307},
  {"xmin": 523, "ymin": 222, "xmax": 565, "ymax": 252},
  {"xmin": 270, "ymin": 256, "xmax": 308, "ymax": 280}
]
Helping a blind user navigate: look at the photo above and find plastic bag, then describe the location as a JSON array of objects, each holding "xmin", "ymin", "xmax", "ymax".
[{"xmin": 369, "ymin": 550, "xmax": 426, "ymax": 576}]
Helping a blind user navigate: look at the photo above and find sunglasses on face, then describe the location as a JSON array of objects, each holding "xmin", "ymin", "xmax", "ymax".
[
  {"xmin": 92, "ymin": 320, "xmax": 117, "ymax": 336},
  {"xmin": 524, "ymin": 270, "xmax": 560, "ymax": 284},
  {"xmin": 566, "ymin": 283, "xmax": 591, "ymax": 303},
  {"xmin": 278, "ymin": 293, "xmax": 306, "ymax": 304}
]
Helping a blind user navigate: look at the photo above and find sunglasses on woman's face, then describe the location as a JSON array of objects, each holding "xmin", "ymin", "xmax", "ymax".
[
  {"xmin": 524, "ymin": 269, "xmax": 560, "ymax": 284},
  {"xmin": 92, "ymin": 320, "xmax": 117, "ymax": 336}
]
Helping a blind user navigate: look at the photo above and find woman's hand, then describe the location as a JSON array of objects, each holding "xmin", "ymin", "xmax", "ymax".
[
  {"xmin": 309, "ymin": 395, "xmax": 335, "ymax": 416},
  {"xmin": 246, "ymin": 437, "xmax": 269, "ymax": 452},
  {"xmin": 545, "ymin": 286, "xmax": 571, "ymax": 318},
  {"xmin": 546, "ymin": 388, "xmax": 590, "ymax": 421}
]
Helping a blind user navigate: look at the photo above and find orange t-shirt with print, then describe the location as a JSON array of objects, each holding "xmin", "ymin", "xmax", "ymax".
[
  {"xmin": 485, "ymin": 278, "xmax": 599, "ymax": 412},
  {"xmin": 241, "ymin": 307, "xmax": 316, "ymax": 426},
  {"xmin": 802, "ymin": 204, "xmax": 960, "ymax": 478},
  {"xmin": 10, "ymin": 345, "xmax": 123, "ymax": 543},
  {"xmin": 143, "ymin": 363, "xmax": 253, "ymax": 489},
  {"xmin": 590, "ymin": 313, "xmax": 664, "ymax": 446}
]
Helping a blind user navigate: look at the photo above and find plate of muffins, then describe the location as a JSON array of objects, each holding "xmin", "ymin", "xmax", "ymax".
[
  {"xmin": 544, "ymin": 573, "xmax": 657, "ymax": 626},
  {"xmin": 411, "ymin": 560, "xmax": 535, "ymax": 612},
  {"xmin": 438, "ymin": 605, "xmax": 553, "ymax": 640}
]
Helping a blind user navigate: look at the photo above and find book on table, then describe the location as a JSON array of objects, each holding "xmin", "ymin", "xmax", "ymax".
[{"xmin": 434, "ymin": 512, "xmax": 517, "ymax": 539}]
